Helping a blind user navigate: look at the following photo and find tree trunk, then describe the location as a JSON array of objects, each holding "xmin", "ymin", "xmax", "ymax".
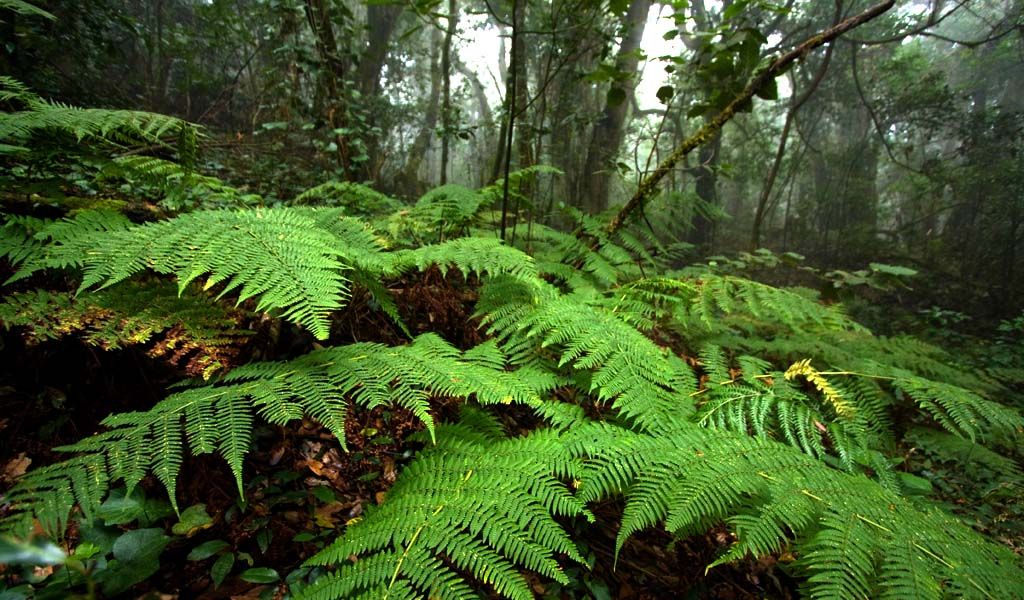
[
  {"xmin": 578, "ymin": 0, "xmax": 652, "ymax": 214},
  {"xmin": 440, "ymin": 0, "xmax": 457, "ymax": 185},
  {"xmin": 303, "ymin": 0, "xmax": 352, "ymax": 174},
  {"xmin": 399, "ymin": 27, "xmax": 443, "ymax": 196}
]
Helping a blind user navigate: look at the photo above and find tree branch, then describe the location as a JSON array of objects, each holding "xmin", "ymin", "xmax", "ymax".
[{"xmin": 605, "ymin": 0, "xmax": 895, "ymax": 236}]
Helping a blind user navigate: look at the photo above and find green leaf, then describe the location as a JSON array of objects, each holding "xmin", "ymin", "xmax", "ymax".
[
  {"xmin": 606, "ymin": 86, "xmax": 627, "ymax": 108},
  {"xmin": 100, "ymin": 529, "xmax": 171, "ymax": 595},
  {"xmin": 240, "ymin": 567, "xmax": 280, "ymax": 583},
  {"xmin": 755, "ymin": 78, "xmax": 778, "ymax": 100},
  {"xmin": 0, "ymin": 537, "xmax": 66, "ymax": 566},
  {"xmin": 869, "ymin": 262, "xmax": 918, "ymax": 277},
  {"xmin": 211, "ymin": 552, "xmax": 235, "ymax": 588},
  {"xmin": 656, "ymin": 85, "xmax": 674, "ymax": 104},
  {"xmin": 97, "ymin": 488, "xmax": 155, "ymax": 525},
  {"xmin": 172, "ymin": 503, "xmax": 214, "ymax": 536},
  {"xmin": 187, "ymin": 540, "xmax": 231, "ymax": 561},
  {"xmin": 898, "ymin": 472, "xmax": 934, "ymax": 496},
  {"xmin": 112, "ymin": 528, "xmax": 169, "ymax": 564}
]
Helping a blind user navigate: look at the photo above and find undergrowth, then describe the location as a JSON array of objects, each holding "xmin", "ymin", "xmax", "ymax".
[{"xmin": 1, "ymin": 78, "xmax": 1022, "ymax": 599}]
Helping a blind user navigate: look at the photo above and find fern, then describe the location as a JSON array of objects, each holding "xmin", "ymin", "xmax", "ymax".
[
  {"xmin": 409, "ymin": 184, "xmax": 488, "ymax": 241},
  {"xmin": 293, "ymin": 180, "xmax": 404, "ymax": 217},
  {"xmin": 566, "ymin": 421, "xmax": 1024, "ymax": 599},
  {"xmin": 0, "ymin": 335, "xmax": 541, "ymax": 536},
  {"xmin": 477, "ymin": 277, "xmax": 698, "ymax": 430},
  {"xmin": 906, "ymin": 427, "xmax": 1021, "ymax": 478},
  {"xmin": 891, "ymin": 373, "xmax": 1022, "ymax": 442},
  {"xmin": 298, "ymin": 427, "xmax": 590, "ymax": 600},
  {"xmin": 0, "ymin": 1, "xmax": 55, "ymax": 20},
  {"xmin": 680, "ymin": 275, "xmax": 861, "ymax": 333},
  {"xmin": 0, "ymin": 78, "xmax": 197, "ymax": 155},
  {"xmin": 0, "ymin": 282, "xmax": 248, "ymax": 377},
  {"xmin": 392, "ymin": 237, "xmax": 538, "ymax": 281},
  {"xmin": 11, "ymin": 207, "xmax": 381, "ymax": 339}
]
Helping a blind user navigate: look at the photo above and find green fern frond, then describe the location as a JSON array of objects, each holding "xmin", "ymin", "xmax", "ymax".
[
  {"xmin": 0, "ymin": 282, "xmax": 248, "ymax": 376},
  {"xmin": 1, "ymin": 87, "xmax": 197, "ymax": 153},
  {"xmin": 409, "ymin": 184, "xmax": 487, "ymax": 239},
  {"xmin": 0, "ymin": 335, "xmax": 539, "ymax": 534},
  {"xmin": 477, "ymin": 277, "xmax": 697, "ymax": 430},
  {"xmin": 0, "ymin": 1, "xmax": 56, "ymax": 20},
  {"xmin": 392, "ymin": 237, "xmax": 537, "ymax": 281},
  {"xmin": 11, "ymin": 208, "xmax": 378, "ymax": 339},
  {"xmin": 906, "ymin": 427, "xmax": 1021, "ymax": 477},
  {"xmin": 566, "ymin": 422, "xmax": 1024, "ymax": 599},
  {"xmin": 299, "ymin": 429, "xmax": 590, "ymax": 600},
  {"xmin": 892, "ymin": 374, "xmax": 1023, "ymax": 442},
  {"xmin": 293, "ymin": 181, "xmax": 404, "ymax": 217},
  {"xmin": 684, "ymin": 275, "xmax": 862, "ymax": 333}
]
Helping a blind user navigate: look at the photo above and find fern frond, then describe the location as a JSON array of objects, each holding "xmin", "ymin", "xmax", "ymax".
[
  {"xmin": 1, "ymin": 91, "xmax": 197, "ymax": 153},
  {"xmin": 0, "ymin": 282, "xmax": 248, "ymax": 376},
  {"xmin": 299, "ymin": 429, "xmax": 590, "ymax": 600},
  {"xmin": 566, "ymin": 422, "xmax": 1024, "ymax": 599},
  {"xmin": 409, "ymin": 184, "xmax": 487, "ymax": 239},
  {"xmin": 905, "ymin": 427, "xmax": 1021, "ymax": 477},
  {"xmin": 477, "ymin": 277, "xmax": 697, "ymax": 431},
  {"xmin": 392, "ymin": 237, "xmax": 537, "ymax": 281},
  {"xmin": 784, "ymin": 359, "xmax": 857, "ymax": 418},
  {"xmin": 892, "ymin": 374, "xmax": 1023, "ymax": 442},
  {"xmin": 684, "ymin": 275, "xmax": 862, "ymax": 333},
  {"xmin": 12, "ymin": 208, "xmax": 379, "ymax": 339},
  {"xmin": 0, "ymin": 1, "xmax": 55, "ymax": 20},
  {"xmin": 0, "ymin": 336, "xmax": 538, "ymax": 534},
  {"xmin": 293, "ymin": 181, "xmax": 403, "ymax": 217}
]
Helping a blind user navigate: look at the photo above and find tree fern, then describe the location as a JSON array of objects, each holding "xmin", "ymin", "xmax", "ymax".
[{"xmin": 298, "ymin": 427, "xmax": 590, "ymax": 600}]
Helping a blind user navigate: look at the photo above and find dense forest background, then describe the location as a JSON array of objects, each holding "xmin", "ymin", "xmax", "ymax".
[
  {"xmin": 2, "ymin": 0, "xmax": 1024, "ymax": 599},
  {"xmin": 5, "ymin": 0, "xmax": 1022, "ymax": 319}
]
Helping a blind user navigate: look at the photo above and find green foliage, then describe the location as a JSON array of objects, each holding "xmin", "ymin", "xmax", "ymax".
[
  {"xmin": 293, "ymin": 181, "xmax": 404, "ymax": 218},
  {"xmin": 0, "ymin": 335, "xmax": 541, "ymax": 536},
  {"xmin": 298, "ymin": 428, "xmax": 590, "ymax": 600},
  {"xmin": 408, "ymin": 184, "xmax": 488, "ymax": 241},
  {"xmin": 567, "ymin": 421, "xmax": 1023, "ymax": 599},
  {"xmin": 0, "ymin": 282, "xmax": 248, "ymax": 376},
  {"xmin": 2, "ymin": 85, "xmax": 1021, "ymax": 600},
  {"xmin": 0, "ymin": 77, "xmax": 197, "ymax": 157},
  {"xmin": 478, "ymin": 277, "xmax": 697, "ymax": 431},
  {"xmin": 0, "ymin": 0, "xmax": 55, "ymax": 20},
  {"xmin": 393, "ymin": 237, "xmax": 538, "ymax": 281},
  {"xmin": 11, "ymin": 207, "xmax": 377, "ymax": 339}
]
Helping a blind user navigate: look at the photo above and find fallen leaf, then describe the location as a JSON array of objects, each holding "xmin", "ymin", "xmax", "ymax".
[
  {"xmin": 314, "ymin": 502, "xmax": 347, "ymax": 528},
  {"xmin": 2, "ymin": 453, "xmax": 31, "ymax": 481}
]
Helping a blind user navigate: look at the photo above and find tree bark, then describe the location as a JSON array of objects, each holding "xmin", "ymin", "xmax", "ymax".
[
  {"xmin": 303, "ymin": 0, "xmax": 351, "ymax": 174},
  {"xmin": 440, "ymin": 0, "xmax": 457, "ymax": 185},
  {"xmin": 578, "ymin": 0, "xmax": 652, "ymax": 214},
  {"xmin": 399, "ymin": 27, "xmax": 443, "ymax": 196}
]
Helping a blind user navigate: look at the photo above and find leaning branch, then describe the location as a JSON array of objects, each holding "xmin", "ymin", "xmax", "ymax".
[{"xmin": 606, "ymin": 0, "xmax": 895, "ymax": 236}]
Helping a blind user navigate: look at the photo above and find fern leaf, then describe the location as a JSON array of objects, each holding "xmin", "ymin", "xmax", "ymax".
[{"xmin": 300, "ymin": 430, "xmax": 590, "ymax": 600}]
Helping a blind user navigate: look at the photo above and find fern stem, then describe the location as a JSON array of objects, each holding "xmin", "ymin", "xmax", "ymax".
[{"xmin": 385, "ymin": 468, "xmax": 474, "ymax": 598}]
